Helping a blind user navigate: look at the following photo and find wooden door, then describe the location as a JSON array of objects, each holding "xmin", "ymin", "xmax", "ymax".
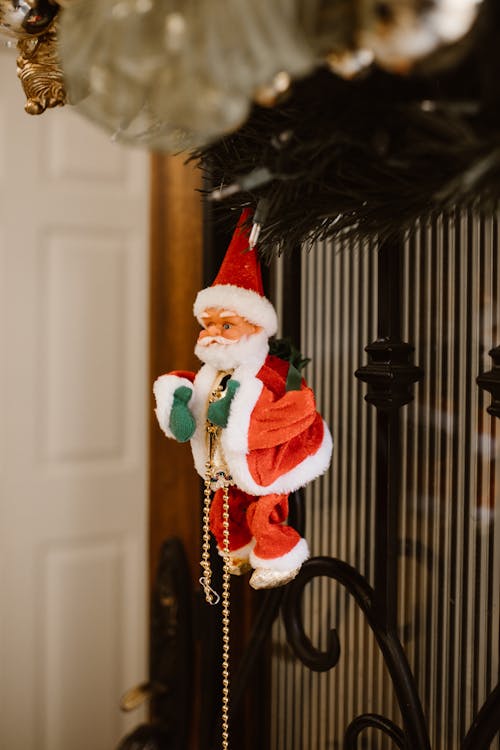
[{"xmin": 0, "ymin": 48, "xmax": 149, "ymax": 750}]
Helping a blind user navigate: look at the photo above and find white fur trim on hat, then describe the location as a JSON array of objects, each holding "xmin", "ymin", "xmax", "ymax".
[{"xmin": 194, "ymin": 284, "xmax": 278, "ymax": 336}]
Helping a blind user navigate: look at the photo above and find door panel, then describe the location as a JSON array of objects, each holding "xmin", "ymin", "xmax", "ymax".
[{"xmin": 0, "ymin": 48, "xmax": 149, "ymax": 750}]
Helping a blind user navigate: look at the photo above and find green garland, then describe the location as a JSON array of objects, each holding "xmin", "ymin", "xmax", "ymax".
[{"xmin": 195, "ymin": 0, "xmax": 500, "ymax": 259}]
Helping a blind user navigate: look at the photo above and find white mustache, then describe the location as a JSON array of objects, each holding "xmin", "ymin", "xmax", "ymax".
[{"xmin": 198, "ymin": 335, "xmax": 237, "ymax": 347}]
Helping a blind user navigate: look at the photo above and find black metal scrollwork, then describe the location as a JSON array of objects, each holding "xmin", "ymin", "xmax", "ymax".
[
  {"xmin": 477, "ymin": 345, "xmax": 500, "ymax": 418},
  {"xmin": 281, "ymin": 557, "xmax": 367, "ymax": 671},
  {"xmin": 344, "ymin": 713, "xmax": 405, "ymax": 749},
  {"xmin": 356, "ymin": 338, "xmax": 423, "ymax": 410},
  {"xmin": 282, "ymin": 555, "xmax": 430, "ymax": 750},
  {"xmin": 197, "ymin": 226, "xmax": 500, "ymax": 750},
  {"xmin": 115, "ymin": 537, "xmax": 193, "ymax": 750},
  {"xmin": 277, "ymin": 234, "xmax": 500, "ymax": 750}
]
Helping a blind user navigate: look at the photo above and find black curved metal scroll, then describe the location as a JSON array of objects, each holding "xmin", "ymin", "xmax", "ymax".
[
  {"xmin": 462, "ymin": 682, "xmax": 500, "ymax": 750},
  {"xmin": 282, "ymin": 557, "xmax": 429, "ymax": 750},
  {"xmin": 344, "ymin": 713, "xmax": 405, "ymax": 749}
]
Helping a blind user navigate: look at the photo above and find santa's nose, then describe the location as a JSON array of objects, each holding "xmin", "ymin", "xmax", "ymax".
[{"xmin": 200, "ymin": 323, "xmax": 222, "ymax": 337}]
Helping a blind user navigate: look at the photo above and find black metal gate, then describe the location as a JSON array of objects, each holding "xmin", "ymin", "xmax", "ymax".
[
  {"xmin": 197, "ymin": 209, "xmax": 500, "ymax": 749},
  {"xmin": 122, "ymin": 208, "xmax": 500, "ymax": 750},
  {"xmin": 266, "ymin": 210, "xmax": 500, "ymax": 749}
]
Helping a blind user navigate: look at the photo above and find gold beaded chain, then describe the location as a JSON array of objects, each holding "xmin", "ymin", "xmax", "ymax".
[
  {"xmin": 199, "ymin": 376, "xmax": 232, "ymax": 750},
  {"xmin": 200, "ymin": 464, "xmax": 220, "ymax": 605},
  {"xmin": 220, "ymin": 481, "xmax": 231, "ymax": 750}
]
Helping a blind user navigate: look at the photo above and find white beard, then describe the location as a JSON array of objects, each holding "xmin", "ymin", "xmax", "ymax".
[{"xmin": 195, "ymin": 330, "xmax": 269, "ymax": 372}]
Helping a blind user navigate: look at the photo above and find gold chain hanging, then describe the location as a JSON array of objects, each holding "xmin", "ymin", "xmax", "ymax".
[
  {"xmin": 221, "ymin": 481, "xmax": 231, "ymax": 750},
  {"xmin": 199, "ymin": 377, "xmax": 232, "ymax": 750},
  {"xmin": 199, "ymin": 463, "xmax": 220, "ymax": 605}
]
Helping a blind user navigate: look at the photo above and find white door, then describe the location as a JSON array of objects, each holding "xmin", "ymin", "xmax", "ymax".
[{"xmin": 0, "ymin": 47, "xmax": 149, "ymax": 750}]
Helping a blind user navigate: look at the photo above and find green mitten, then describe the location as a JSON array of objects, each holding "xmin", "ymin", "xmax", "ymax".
[
  {"xmin": 207, "ymin": 379, "xmax": 240, "ymax": 428},
  {"xmin": 169, "ymin": 386, "xmax": 196, "ymax": 442}
]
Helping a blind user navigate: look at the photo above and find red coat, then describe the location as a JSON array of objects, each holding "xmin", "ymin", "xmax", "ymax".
[{"xmin": 167, "ymin": 353, "xmax": 332, "ymax": 496}]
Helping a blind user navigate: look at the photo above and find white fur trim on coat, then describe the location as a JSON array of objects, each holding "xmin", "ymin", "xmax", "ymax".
[
  {"xmin": 222, "ymin": 413, "xmax": 333, "ymax": 496},
  {"xmin": 250, "ymin": 537, "xmax": 309, "ymax": 571},
  {"xmin": 188, "ymin": 361, "xmax": 333, "ymax": 495},
  {"xmin": 189, "ymin": 362, "xmax": 265, "ymax": 478},
  {"xmin": 153, "ymin": 374, "xmax": 194, "ymax": 439},
  {"xmin": 216, "ymin": 538, "xmax": 256, "ymax": 559},
  {"xmin": 194, "ymin": 284, "xmax": 278, "ymax": 336}
]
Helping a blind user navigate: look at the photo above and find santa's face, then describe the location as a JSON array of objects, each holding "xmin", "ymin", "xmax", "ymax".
[
  {"xmin": 195, "ymin": 307, "xmax": 268, "ymax": 370},
  {"xmin": 198, "ymin": 308, "xmax": 261, "ymax": 344}
]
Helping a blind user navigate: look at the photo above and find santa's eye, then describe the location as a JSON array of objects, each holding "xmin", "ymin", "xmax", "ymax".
[{"xmin": 222, "ymin": 323, "xmax": 232, "ymax": 330}]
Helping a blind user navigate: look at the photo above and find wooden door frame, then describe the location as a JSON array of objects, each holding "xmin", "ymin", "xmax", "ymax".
[
  {"xmin": 148, "ymin": 154, "xmax": 203, "ymax": 750},
  {"xmin": 149, "ymin": 154, "xmax": 203, "ymax": 585}
]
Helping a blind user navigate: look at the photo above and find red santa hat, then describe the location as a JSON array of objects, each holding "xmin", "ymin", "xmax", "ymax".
[{"xmin": 193, "ymin": 209, "xmax": 278, "ymax": 336}]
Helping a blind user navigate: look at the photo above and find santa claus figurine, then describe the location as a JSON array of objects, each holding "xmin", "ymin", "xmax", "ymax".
[{"xmin": 153, "ymin": 209, "xmax": 332, "ymax": 590}]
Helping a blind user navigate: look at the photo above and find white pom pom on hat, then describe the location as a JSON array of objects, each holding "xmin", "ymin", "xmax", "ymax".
[{"xmin": 193, "ymin": 208, "xmax": 278, "ymax": 336}]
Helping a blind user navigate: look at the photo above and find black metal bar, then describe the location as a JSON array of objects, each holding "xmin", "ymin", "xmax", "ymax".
[
  {"xmin": 462, "ymin": 682, "xmax": 500, "ymax": 750},
  {"xmin": 373, "ymin": 407, "xmax": 399, "ymax": 630},
  {"xmin": 377, "ymin": 235, "xmax": 402, "ymax": 341},
  {"xmin": 280, "ymin": 247, "xmax": 302, "ymax": 340},
  {"xmin": 344, "ymin": 713, "xmax": 405, "ymax": 749},
  {"xmin": 355, "ymin": 237, "xmax": 423, "ymax": 630}
]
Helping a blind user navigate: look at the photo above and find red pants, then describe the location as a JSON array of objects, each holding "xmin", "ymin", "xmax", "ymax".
[{"xmin": 209, "ymin": 487, "xmax": 301, "ymax": 561}]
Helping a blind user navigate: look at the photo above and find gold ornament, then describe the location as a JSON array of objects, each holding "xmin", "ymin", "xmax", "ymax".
[
  {"xmin": 0, "ymin": 0, "xmax": 57, "ymax": 39},
  {"xmin": 0, "ymin": 2, "xmax": 66, "ymax": 115},
  {"xmin": 16, "ymin": 25, "xmax": 66, "ymax": 114}
]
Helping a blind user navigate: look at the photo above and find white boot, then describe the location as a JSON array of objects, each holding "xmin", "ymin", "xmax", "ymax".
[{"xmin": 249, "ymin": 565, "xmax": 301, "ymax": 589}]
